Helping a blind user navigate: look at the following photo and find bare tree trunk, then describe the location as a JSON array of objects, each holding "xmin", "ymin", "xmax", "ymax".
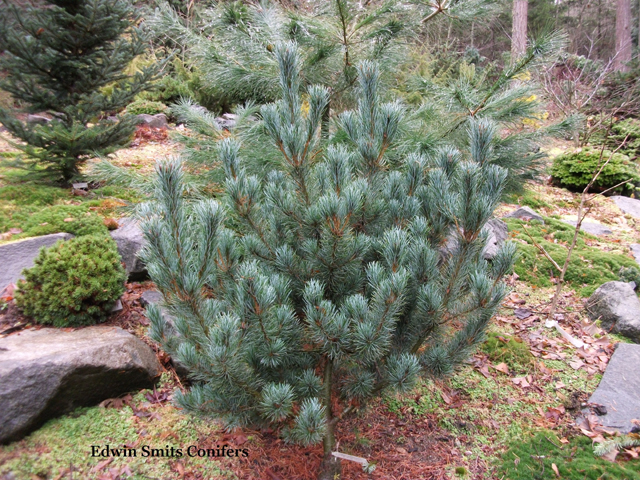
[
  {"xmin": 318, "ymin": 359, "xmax": 341, "ymax": 480},
  {"xmin": 511, "ymin": 0, "xmax": 528, "ymax": 59},
  {"xmin": 614, "ymin": 0, "xmax": 632, "ymax": 71}
]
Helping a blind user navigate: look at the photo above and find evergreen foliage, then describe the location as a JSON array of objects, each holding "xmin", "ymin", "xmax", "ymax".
[
  {"xmin": 148, "ymin": 0, "xmax": 441, "ymax": 112},
  {"xmin": 551, "ymin": 147, "xmax": 640, "ymax": 194},
  {"xmin": 0, "ymin": 0, "xmax": 160, "ymax": 183},
  {"xmin": 126, "ymin": 100, "xmax": 169, "ymax": 116},
  {"xmin": 401, "ymin": 31, "xmax": 579, "ymax": 192},
  {"xmin": 15, "ymin": 235, "xmax": 126, "ymax": 327},
  {"xmin": 142, "ymin": 43, "xmax": 515, "ymax": 478}
]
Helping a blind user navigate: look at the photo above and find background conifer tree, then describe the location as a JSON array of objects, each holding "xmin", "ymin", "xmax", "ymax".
[
  {"xmin": 141, "ymin": 43, "xmax": 516, "ymax": 479},
  {"xmin": 0, "ymin": 0, "xmax": 159, "ymax": 183}
]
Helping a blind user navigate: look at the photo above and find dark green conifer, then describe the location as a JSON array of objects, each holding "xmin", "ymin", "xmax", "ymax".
[
  {"xmin": 0, "ymin": 0, "xmax": 159, "ymax": 183},
  {"xmin": 141, "ymin": 43, "xmax": 515, "ymax": 479}
]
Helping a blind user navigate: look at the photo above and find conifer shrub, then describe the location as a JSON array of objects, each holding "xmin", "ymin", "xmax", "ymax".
[
  {"xmin": 619, "ymin": 266, "xmax": 640, "ymax": 288},
  {"xmin": 15, "ymin": 236, "xmax": 126, "ymax": 327},
  {"xmin": 550, "ymin": 147, "xmax": 640, "ymax": 194},
  {"xmin": 0, "ymin": 0, "xmax": 160, "ymax": 183},
  {"xmin": 141, "ymin": 43, "xmax": 515, "ymax": 479},
  {"xmin": 126, "ymin": 100, "xmax": 169, "ymax": 116}
]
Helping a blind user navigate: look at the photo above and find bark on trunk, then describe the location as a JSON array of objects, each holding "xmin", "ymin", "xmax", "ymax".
[
  {"xmin": 318, "ymin": 359, "xmax": 341, "ymax": 480},
  {"xmin": 614, "ymin": 0, "xmax": 632, "ymax": 72},
  {"xmin": 511, "ymin": 0, "xmax": 528, "ymax": 59}
]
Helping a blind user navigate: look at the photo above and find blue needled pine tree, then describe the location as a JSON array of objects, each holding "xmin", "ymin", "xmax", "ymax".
[{"xmin": 141, "ymin": 42, "xmax": 516, "ymax": 479}]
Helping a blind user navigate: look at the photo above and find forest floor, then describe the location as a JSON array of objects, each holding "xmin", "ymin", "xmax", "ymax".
[{"xmin": 1, "ymin": 127, "xmax": 639, "ymax": 480}]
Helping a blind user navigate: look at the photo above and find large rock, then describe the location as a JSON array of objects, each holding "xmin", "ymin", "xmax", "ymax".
[
  {"xmin": 26, "ymin": 114, "xmax": 50, "ymax": 125},
  {"xmin": 503, "ymin": 206, "xmax": 544, "ymax": 224},
  {"xmin": 561, "ymin": 219, "xmax": 612, "ymax": 236},
  {"xmin": 0, "ymin": 327, "xmax": 161, "ymax": 444},
  {"xmin": 630, "ymin": 244, "xmax": 640, "ymax": 267},
  {"xmin": 483, "ymin": 219, "xmax": 508, "ymax": 260},
  {"xmin": 612, "ymin": 196, "xmax": 640, "ymax": 219},
  {"xmin": 135, "ymin": 113, "xmax": 168, "ymax": 129},
  {"xmin": 587, "ymin": 281, "xmax": 640, "ymax": 342},
  {"xmin": 0, "ymin": 233, "xmax": 74, "ymax": 291},
  {"xmin": 215, "ymin": 113, "xmax": 238, "ymax": 130},
  {"xmin": 110, "ymin": 218, "xmax": 146, "ymax": 280},
  {"xmin": 586, "ymin": 343, "xmax": 640, "ymax": 432}
]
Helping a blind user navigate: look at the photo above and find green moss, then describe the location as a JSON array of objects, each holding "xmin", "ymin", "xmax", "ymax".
[
  {"xmin": 480, "ymin": 332, "xmax": 534, "ymax": 372},
  {"xmin": 550, "ymin": 147, "xmax": 640, "ymax": 195},
  {"xmin": 384, "ymin": 379, "xmax": 442, "ymax": 417},
  {"xmin": 497, "ymin": 431, "xmax": 640, "ymax": 480},
  {"xmin": 12, "ymin": 204, "xmax": 108, "ymax": 239},
  {"xmin": 506, "ymin": 218, "xmax": 637, "ymax": 297},
  {"xmin": 0, "ymin": 399, "xmax": 232, "ymax": 479},
  {"xmin": 0, "ymin": 184, "xmax": 71, "ymax": 206},
  {"xmin": 503, "ymin": 189, "xmax": 552, "ymax": 211}
]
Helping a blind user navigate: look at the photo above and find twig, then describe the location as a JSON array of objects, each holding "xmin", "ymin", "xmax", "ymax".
[{"xmin": 522, "ymin": 225, "xmax": 562, "ymax": 272}]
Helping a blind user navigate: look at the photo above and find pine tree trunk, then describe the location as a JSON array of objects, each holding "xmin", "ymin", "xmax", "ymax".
[
  {"xmin": 318, "ymin": 360, "xmax": 341, "ymax": 480},
  {"xmin": 511, "ymin": 0, "xmax": 528, "ymax": 59},
  {"xmin": 614, "ymin": 0, "xmax": 632, "ymax": 72}
]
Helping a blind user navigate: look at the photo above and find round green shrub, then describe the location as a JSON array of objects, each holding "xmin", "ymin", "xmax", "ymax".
[
  {"xmin": 126, "ymin": 99, "xmax": 169, "ymax": 116},
  {"xmin": 550, "ymin": 147, "xmax": 640, "ymax": 194},
  {"xmin": 15, "ymin": 235, "xmax": 126, "ymax": 327}
]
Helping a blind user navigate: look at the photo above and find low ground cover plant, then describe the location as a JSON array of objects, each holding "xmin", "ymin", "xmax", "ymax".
[{"xmin": 506, "ymin": 217, "xmax": 638, "ymax": 296}]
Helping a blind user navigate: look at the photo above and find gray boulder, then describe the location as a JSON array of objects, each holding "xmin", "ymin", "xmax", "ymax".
[
  {"xmin": 0, "ymin": 233, "xmax": 74, "ymax": 291},
  {"xmin": 0, "ymin": 327, "xmax": 161, "ymax": 444},
  {"xmin": 26, "ymin": 114, "xmax": 50, "ymax": 125},
  {"xmin": 612, "ymin": 196, "xmax": 640, "ymax": 219},
  {"xmin": 561, "ymin": 219, "xmax": 612, "ymax": 236},
  {"xmin": 483, "ymin": 219, "xmax": 508, "ymax": 260},
  {"xmin": 215, "ymin": 113, "xmax": 238, "ymax": 130},
  {"xmin": 503, "ymin": 206, "xmax": 544, "ymax": 224},
  {"xmin": 110, "ymin": 218, "xmax": 146, "ymax": 280},
  {"xmin": 140, "ymin": 289, "xmax": 163, "ymax": 308},
  {"xmin": 630, "ymin": 244, "xmax": 640, "ymax": 266},
  {"xmin": 587, "ymin": 281, "xmax": 640, "ymax": 342},
  {"xmin": 135, "ymin": 113, "xmax": 168, "ymax": 128},
  {"xmin": 586, "ymin": 343, "xmax": 640, "ymax": 432}
]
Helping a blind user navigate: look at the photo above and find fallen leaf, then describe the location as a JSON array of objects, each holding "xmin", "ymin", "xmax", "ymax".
[
  {"xmin": 551, "ymin": 463, "xmax": 560, "ymax": 477},
  {"xmin": 569, "ymin": 360, "xmax": 584, "ymax": 370},
  {"xmin": 63, "ymin": 217, "xmax": 75, "ymax": 222},
  {"xmin": 492, "ymin": 362, "xmax": 510, "ymax": 375},
  {"xmin": 514, "ymin": 308, "xmax": 532, "ymax": 320},
  {"xmin": 396, "ymin": 447, "xmax": 408, "ymax": 455}
]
